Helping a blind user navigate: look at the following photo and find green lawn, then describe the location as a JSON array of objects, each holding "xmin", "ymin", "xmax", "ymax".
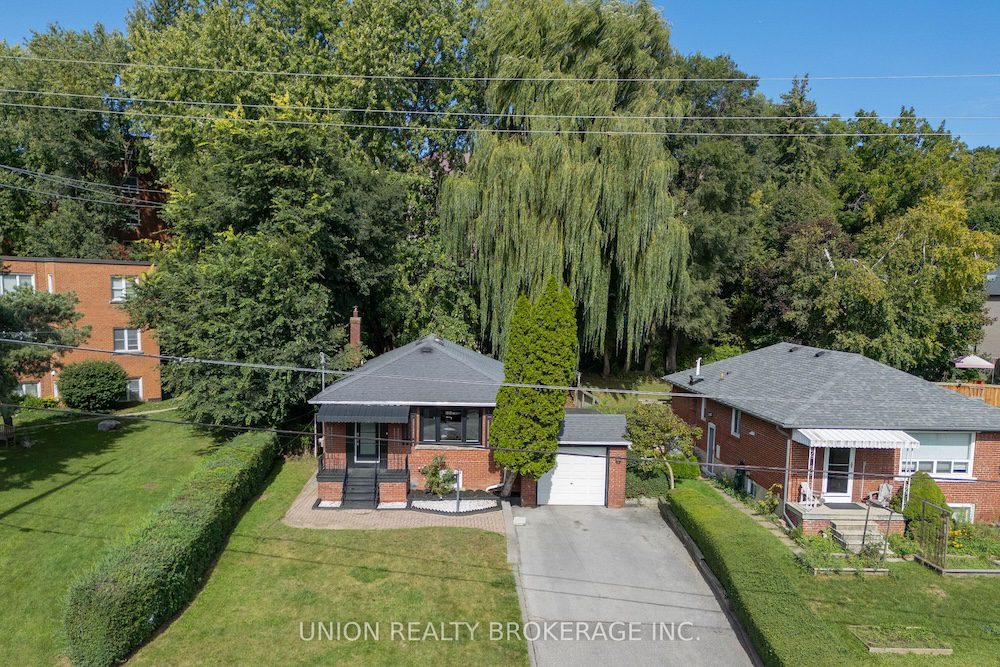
[
  {"xmin": 0, "ymin": 411, "xmax": 217, "ymax": 665},
  {"xmin": 669, "ymin": 480, "xmax": 1000, "ymax": 666},
  {"xmin": 132, "ymin": 458, "xmax": 528, "ymax": 666},
  {"xmin": 580, "ymin": 370, "xmax": 672, "ymax": 413}
]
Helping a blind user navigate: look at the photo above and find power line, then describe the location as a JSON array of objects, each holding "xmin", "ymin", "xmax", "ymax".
[
  {"xmin": 0, "ymin": 336, "xmax": 812, "ymax": 403},
  {"xmin": 0, "ymin": 163, "xmax": 169, "ymax": 196},
  {"xmin": 0, "ymin": 182, "xmax": 166, "ymax": 209},
  {"xmin": 4, "ymin": 53, "xmax": 1000, "ymax": 84},
  {"xmin": 2, "ymin": 87, "xmax": 996, "ymax": 123},
  {"xmin": 0, "ymin": 100, "xmax": 975, "ymax": 138}
]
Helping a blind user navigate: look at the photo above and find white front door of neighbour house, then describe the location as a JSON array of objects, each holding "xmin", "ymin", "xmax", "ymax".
[{"xmin": 822, "ymin": 447, "xmax": 854, "ymax": 503}]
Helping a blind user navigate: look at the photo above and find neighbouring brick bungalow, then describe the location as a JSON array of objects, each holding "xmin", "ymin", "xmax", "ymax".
[
  {"xmin": 309, "ymin": 316, "xmax": 629, "ymax": 509},
  {"xmin": 665, "ymin": 343, "xmax": 1000, "ymax": 534},
  {"xmin": 2, "ymin": 256, "xmax": 161, "ymax": 402}
]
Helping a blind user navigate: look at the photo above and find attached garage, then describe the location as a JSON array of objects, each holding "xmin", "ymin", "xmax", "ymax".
[{"xmin": 534, "ymin": 412, "xmax": 631, "ymax": 508}]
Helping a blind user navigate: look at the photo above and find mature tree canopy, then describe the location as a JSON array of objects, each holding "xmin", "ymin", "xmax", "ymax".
[{"xmin": 442, "ymin": 0, "xmax": 689, "ymax": 367}]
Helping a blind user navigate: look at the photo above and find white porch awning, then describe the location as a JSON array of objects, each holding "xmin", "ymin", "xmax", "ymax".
[{"xmin": 792, "ymin": 428, "xmax": 919, "ymax": 450}]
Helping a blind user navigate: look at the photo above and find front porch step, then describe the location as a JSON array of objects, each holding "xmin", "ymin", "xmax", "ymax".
[
  {"xmin": 340, "ymin": 499, "xmax": 376, "ymax": 509},
  {"xmin": 831, "ymin": 520, "xmax": 887, "ymax": 553}
]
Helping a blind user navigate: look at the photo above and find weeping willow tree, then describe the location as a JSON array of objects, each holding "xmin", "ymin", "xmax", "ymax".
[{"xmin": 441, "ymin": 0, "xmax": 689, "ymax": 370}]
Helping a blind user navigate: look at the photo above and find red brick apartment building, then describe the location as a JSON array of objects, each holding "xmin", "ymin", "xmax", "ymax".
[
  {"xmin": 1, "ymin": 257, "xmax": 161, "ymax": 402},
  {"xmin": 665, "ymin": 343, "xmax": 1000, "ymax": 533}
]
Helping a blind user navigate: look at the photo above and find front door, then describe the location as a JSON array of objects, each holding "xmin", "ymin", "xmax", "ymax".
[
  {"xmin": 705, "ymin": 423, "xmax": 717, "ymax": 475},
  {"xmin": 353, "ymin": 423, "xmax": 379, "ymax": 465},
  {"xmin": 823, "ymin": 447, "xmax": 854, "ymax": 502}
]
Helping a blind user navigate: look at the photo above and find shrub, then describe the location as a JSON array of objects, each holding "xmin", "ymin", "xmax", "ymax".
[
  {"xmin": 419, "ymin": 455, "xmax": 456, "ymax": 497},
  {"xmin": 895, "ymin": 472, "xmax": 950, "ymax": 538},
  {"xmin": 18, "ymin": 395, "xmax": 59, "ymax": 409},
  {"xmin": 58, "ymin": 360, "xmax": 128, "ymax": 411},
  {"xmin": 887, "ymin": 533, "xmax": 920, "ymax": 557},
  {"xmin": 669, "ymin": 481, "xmax": 848, "ymax": 666},
  {"xmin": 64, "ymin": 431, "xmax": 277, "ymax": 666},
  {"xmin": 625, "ymin": 402, "xmax": 700, "ymax": 476}
]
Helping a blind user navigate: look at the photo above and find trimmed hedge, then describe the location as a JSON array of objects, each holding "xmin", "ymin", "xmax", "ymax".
[
  {"xmin": 58, "ymin": 360, "xmax": 129, "ymax": 411},
  {"xmin": 64, "ymin": 431, "xmax": 278, "ymax": 666},
  {"xmin": 668, "ymin": 481, "xmax": 849, "ymax": 666}
]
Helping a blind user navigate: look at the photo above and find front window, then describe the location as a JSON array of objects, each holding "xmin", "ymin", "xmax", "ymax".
[
  {"xmin": 419, "ymin": 408, "xmax": 482, "ymax": 444},
  {"xmin": 700, "ymin": 398, "xmax": 706, "ymax": 421},
  {"xmin": 951, "ymin": 504, "xmax": 975, "ymax": 523},
  {"xmin": 113, "ymin": 328, "xmax": 141, "ymax": 352},
  {"xmin": 1, "ymin": 273, "xmax": 35, "ymax": 294},
  {"xmin": 18, "ymin": 381, "xmax": 41, "ymax": 398},
  {"xmin": 731, "ymin": 408, "xmax": 742, "ymax": 437},
  {"xmin": 902, "ymin": 432, "xmax": 974, "ymax": 478},
  {"xmin": 111, "ymin": 276, "xmax": 136, "ymax": 302}
]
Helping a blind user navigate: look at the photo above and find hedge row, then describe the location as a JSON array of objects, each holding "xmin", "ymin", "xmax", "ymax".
[
  {"xmin": 668, "ymin": 481, "xmax": 848, "ymax": 667},
  {"xmin": 65, "ymin": 431, "xmax": 278, "ymax": 666}
]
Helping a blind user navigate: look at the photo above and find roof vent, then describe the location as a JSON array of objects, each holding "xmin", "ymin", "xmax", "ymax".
[
  {"xmin": 719, "ymin": 371, "xmax": 728, "ymax": 380},
  {"xmin": 788, "ymin": 346, "xmax": 801, "ymax": 352},
  {"xmin": 814, "ymin": 351, "xmax": 826, "ymax": 357},
  {"xmin": 688, "ymin": 375, "xmax": 704, "ymax": 386},
  {"xmin": 420, "ymin": 345, "xmax": 435, "ymax": 353},
  {"xmin": 434, "ymin": 336, "xmax": 444, "ymax": 345}
]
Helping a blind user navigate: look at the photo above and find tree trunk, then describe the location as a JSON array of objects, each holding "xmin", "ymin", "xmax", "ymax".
[
  {"xmin": 500, "ymin": 469, "xmax": 518, "ymax": 497},
  {"xmin": 602, "ymin": 349, "xmax": 611, "ymax": 377},
  {"xmin": 623, "ymin": 350, "xmax": 632, "ymax": 373},
  {"xmin": 643, "ymin": 338, "xmax": 654, "ymax": 374},
  {"xmin": 665, "ymin": 328, "xmax": 679, "ymax": 373}
]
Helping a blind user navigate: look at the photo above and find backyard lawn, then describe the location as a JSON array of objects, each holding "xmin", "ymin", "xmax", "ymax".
[
  {"xmin": 0, "ymin": 407, "xmax": 216, "ymax": 665},
  {"xmin": 669, "ymin": 480, "xmax": 1000, "ymax": 666},
  {"xmin": 131, "ymin": 457, "xmax": 528, "ymax": 666}
]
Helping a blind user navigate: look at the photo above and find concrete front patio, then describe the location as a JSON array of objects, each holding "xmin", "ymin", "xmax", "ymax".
[{"xmin": 282, "ymin": 476, "xmax": 504, "ymax": 533}]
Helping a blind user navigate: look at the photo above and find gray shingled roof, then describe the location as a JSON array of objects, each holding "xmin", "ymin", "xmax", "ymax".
[
  {"xmin": 663, "ymin": 342, "xmax": 1000, "ymax": 431},
  {"xmin": 558, "ymin": 412, "xmax": 630, "ymax": 446},
  {"xmin": 309, "ymin": 334, "xmax": 504, "ymax": 406}
]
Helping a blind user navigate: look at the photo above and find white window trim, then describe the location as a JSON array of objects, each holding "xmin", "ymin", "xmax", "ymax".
[
  {"xmin": 18, "ymin": 381, "xmax": 42, "ymax": 397},
  {"xmin": 113, "ymin": 328, "xmax": 142, "ymax": 353},
  {"xmin": 123, "ymin": 377, "xmax": 143, "ymax": 402},
  {"xmin": 110, "ymin": 276, "xmax": 137, "ymax": 303},
  {"xmin": 950, "ymin": 503, "xmax": 975, "ymax": 523},
  {"xmin": 900, "ymin": 432, "xmax": 975, "ymax": 480},
  {"xmin": 730, "ymin": 408, "xmax": 741, "ymax": 438},
  {"xmin": 700, "ymin": 398, "xmax": 706, "ymax": 421},
  {"xmin": 1, "ymin": 272, "xmax": 36, "ymax": 294}
]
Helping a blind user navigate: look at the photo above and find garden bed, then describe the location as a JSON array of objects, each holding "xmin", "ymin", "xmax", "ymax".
[{"xmin": 847, "ymin": 625, "xmax": 952, "ymax": 655}]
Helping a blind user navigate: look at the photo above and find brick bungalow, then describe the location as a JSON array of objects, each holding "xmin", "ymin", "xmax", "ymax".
[
  {"xmin": 665, "ymin": 343, "xmax": 1000, "ymax": 534},
  {"xmin": 308, "ymin": 316, "xmax": 629, "ymax": 509},
  {"xmin": 2, "ymin": 256, "xmax": 161, "ymax": 402}
]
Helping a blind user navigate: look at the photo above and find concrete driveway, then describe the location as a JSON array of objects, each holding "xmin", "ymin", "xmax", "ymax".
[{"xmin": 510, "ymin": 504, "xmax": 754, "ymax": 666}]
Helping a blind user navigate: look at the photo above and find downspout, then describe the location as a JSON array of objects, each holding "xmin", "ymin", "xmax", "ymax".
[{"xmin": 777, "ymin": 425, "xmax": 794, "ymax": 529}]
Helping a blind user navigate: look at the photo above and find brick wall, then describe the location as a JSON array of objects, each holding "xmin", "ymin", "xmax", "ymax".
[
  {"xmin": 521, "ymin": 476, "xmax": 537, "ymax": 507},
  {"xmin": 318, "ymin": 481, "xmax": 343, "ymax": 502},
  {"xmin": 378, "ymin": 481, "xmax": 407, "ymax": 504},
  {"xmin": 3, "ymin": 257, "xmax": 161, "ymax": 400},
  {"xmin": 409, "ymin": 446, "xmax": 501, "ymax": 490},
  {"xmin": 607, "ymin": 446, "xmax": 627, "ymax": 508},
  {"xmin": 322, "ymin": 422, "xmax": 347, "ymax": 469}
]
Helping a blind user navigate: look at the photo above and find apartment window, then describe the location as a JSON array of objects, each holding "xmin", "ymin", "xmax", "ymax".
[
  {"xmin": 113, "ymin": 328, "xmax": 141, "ymax": 352},
  {"xmin": 419, "ymin": 408, "xmax": 481, "ymax": 444},
  {"xmin": 951, "ymin": 504, "xmax": 975, "ymax": 524},
  {"xmin": 18, "ymin": 381, "xmax": 41, "ymax": 398},
  {"xmin": 900, "ymin": 432, "xmax": 973, "ymax": 478},
  {"xmin": 123, "ymin": 378, "xmax": 143, "ymax": 402},
  {"xmin": 0, "ymin": 273, "xmax": 35, "ymax": 294},
  {"xmin": 111, "ymin": 276, "xmax": 136, "ymax": 302},
  {"xmin": 730, "ymin": 408, "xmax": 742, "ymax": 437},
  {"xmin": 700, "ymin": 398, "xmax": 706, "ymax": 421}
]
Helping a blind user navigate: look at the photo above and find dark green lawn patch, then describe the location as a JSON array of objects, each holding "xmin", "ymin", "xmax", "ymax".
[
  {"xmin": 626, "ymin": 470, "xmax": 672, "ymax": 497},
  {"xmin": 130, "ymin": 458, "xmax": 528, "ymax": 666},
  {"xmin": 668, "ymin": 480, "xmax": 850, "ymax": 666}
]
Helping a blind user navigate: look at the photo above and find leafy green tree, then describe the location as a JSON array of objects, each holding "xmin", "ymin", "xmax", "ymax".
[
  {"xmin": 126, "ymin": 231, "xmax": 356, "ymax": 426},
  {"xmin": 58, "ymin": 360, "xmax": 128, "ymax": 411},
  {"xmin": 0, "ymin": 286, "xmax": 89, "ymax": 426},
  {"xmin": 492, "ymin": 279, "xmax": 577, "ymax": 495},
  {"xmin": 625, "ymin": 402, "xmax": 701, "ymax": 477},
  {"xmin": 441, "ymin": 0, "xmax": 689, "ymax": 371},
  {"xmin": 0, "ymin": 26, "xmax": 148, "ymax": 258}
]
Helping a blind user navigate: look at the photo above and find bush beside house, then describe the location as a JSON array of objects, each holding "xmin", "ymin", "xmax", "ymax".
[
  {"xmin": 64, "ymin": 431, "xmax": 278, "ymax": 666},
  {"xmin": 58, "ymin": 360, "xmax": 129, "ymax": 411},
  {"xmin": 624, "ymin": 402, "xmax": 700, "ymax": 495}
]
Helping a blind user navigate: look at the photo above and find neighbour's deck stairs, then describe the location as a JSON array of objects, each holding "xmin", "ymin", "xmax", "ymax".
[
  {"xmin": 830, "ymin": 519, "xmax": 888, "ymax": 554},
  {"xmin": 342, "ymin": 468, "xmax": 377, "ymax": 509}
]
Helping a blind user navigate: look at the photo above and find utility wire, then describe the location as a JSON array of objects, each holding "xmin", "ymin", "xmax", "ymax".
[
  {"xmin": 1, "ymin": 87, "xmax": 994, "ymax": 123},
  {"xmin": 0, "ymin": 182, "xmax": 166, "ymax": 209},
  {"xmin": 8, "ymin": 403, "xmax": 1000, "ymax": 484},
  {"xmin": 0, "ymin": 162, "xmax": 169, "ymax": 196},
  {"xmin": 0, "ymin": 336, "xmax": 819, "ymax": 403},
  {"xmin": 0, "ymin": 100, "xmax": 974, "ymax": 137},
  {"xmin": 4, "ymin": 53, "xmax": 1000, "ymax": 84}
]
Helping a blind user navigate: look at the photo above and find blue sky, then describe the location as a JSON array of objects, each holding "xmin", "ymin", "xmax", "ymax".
[{"xmin": 3, "ymin": 0, "xmax": 1000, "ymax": 147}]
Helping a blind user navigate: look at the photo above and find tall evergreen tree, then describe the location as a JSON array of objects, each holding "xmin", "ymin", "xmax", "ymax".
[
  {"xmin": 492, "ymin": 278, "xmax": 577, "ymax": 495},
  {"xmin": 441, "ymin": 0, "xmax": 689, "ymax": 372}
]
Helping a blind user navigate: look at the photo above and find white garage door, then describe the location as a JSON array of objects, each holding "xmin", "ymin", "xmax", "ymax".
[{"xmin": 537, "ymin": 446, "xmax": 607, "ymax": 505}]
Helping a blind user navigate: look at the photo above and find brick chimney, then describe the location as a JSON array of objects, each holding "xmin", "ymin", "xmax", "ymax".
[{"xmin": 349, "ymin": 306, "xmax": 361, "ymax": 346}]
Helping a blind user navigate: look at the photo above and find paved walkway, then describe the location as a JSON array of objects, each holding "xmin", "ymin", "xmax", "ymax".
[
  {"xmin": 511, "ymin": 505, "xmax": 755, "ymax": 666},
  {"xmin": 282, "ymin": 476, "xmax": 505, "ymax": 533}
]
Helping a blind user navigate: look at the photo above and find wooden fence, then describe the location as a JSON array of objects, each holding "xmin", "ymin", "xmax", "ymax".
[{"xmin": 936, "ymin": 382, "xmax": 1000, "ymax": 408}]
